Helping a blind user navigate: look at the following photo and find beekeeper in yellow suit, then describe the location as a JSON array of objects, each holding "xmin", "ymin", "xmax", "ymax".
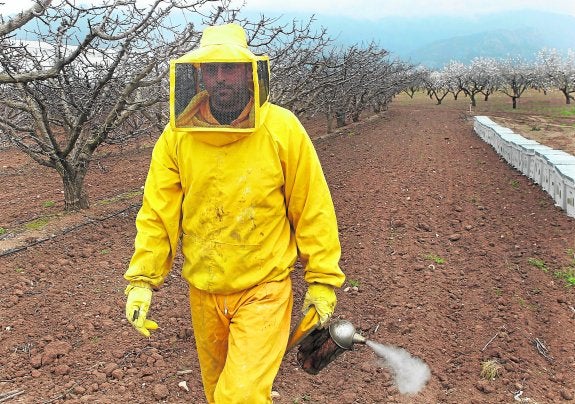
[{"xmin": 124, "ymin": 22, "xmax": 345, "ymax": 404}]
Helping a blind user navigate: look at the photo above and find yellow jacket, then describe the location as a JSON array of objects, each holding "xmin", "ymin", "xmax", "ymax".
[{"xmin": 125, "ymin": 103, "xmax": 345, "ymax": 293}]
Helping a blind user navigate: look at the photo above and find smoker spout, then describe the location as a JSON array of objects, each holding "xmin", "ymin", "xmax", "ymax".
[{"xmin": 352, "ymin": 333, "xmax": 367, "ymax": 344}]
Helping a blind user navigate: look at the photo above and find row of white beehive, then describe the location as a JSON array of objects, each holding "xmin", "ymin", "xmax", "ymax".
[{"xmin": 473, "ymin": 116, "xmax": 575, "ymax": 219}]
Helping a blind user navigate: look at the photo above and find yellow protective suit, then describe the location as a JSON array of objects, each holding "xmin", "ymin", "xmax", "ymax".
[{"xmin": 124, "ymin": 23, "xmax": 345, "ymax": 403}]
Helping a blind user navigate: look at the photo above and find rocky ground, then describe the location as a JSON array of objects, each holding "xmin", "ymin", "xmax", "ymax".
[{"xmin": 1, "ymin": 99, "xmax": 575, "ymax": 403}]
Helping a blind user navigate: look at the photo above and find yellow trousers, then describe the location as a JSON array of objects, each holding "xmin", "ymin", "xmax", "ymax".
[{"xmin": 189, "ymin": 276, "xmax": 293, "ymax": 403}]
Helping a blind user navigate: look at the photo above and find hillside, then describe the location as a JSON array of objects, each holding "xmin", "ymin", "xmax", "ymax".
[
  {"xmin": 406, "ymin": 28, "xmax": 548, "ymax": 68},
  {"xmin": 239, "ymin": 10, "xmax": 575, "ymax": 69}
]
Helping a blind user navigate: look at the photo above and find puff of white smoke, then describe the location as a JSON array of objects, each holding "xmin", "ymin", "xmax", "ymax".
[{"xmin": 367, "ymin": 340, "xmax": 431, "ymax": 395}]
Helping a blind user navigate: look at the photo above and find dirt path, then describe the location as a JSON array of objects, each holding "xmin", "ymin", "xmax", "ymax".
[{"xmin": 1, "ymin": 104, "xmax": 574, "ymax": 403}]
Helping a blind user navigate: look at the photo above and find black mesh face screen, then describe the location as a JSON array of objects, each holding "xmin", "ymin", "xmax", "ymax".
[
  {"xmin": 173, "ymin": 62, "xmax": 255, "ymax": 129},
  {"xmin": 174, "ymin": 63, "xmax": 200, "ymax": 117},
  {"xmin": 257, "ymin": 60, "xmax": 270, "ymax": 106}
]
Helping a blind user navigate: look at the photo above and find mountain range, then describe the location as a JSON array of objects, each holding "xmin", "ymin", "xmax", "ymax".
[{"xmin": 242, "ymin": 9, "xmax": 575, "ymax": 69}]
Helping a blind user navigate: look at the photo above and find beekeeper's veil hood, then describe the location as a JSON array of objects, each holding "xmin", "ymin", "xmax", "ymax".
[{"xmin": 169, "ymin": 23, "xmax": 271, "ymax": 145}]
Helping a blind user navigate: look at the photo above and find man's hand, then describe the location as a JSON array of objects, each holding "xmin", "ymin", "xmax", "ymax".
[
  {"xmin": 125, "ymin": 281, "xmax": 158, "ymax": 337},
  {"xmin": 302, "ymin": 283, "xmax": 337, "ymax": 327}
]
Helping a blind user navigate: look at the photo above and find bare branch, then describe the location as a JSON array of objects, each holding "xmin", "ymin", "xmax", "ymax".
[{"xmin": 0, "ymin": 0, "xmax": 52, "ymax": 37}]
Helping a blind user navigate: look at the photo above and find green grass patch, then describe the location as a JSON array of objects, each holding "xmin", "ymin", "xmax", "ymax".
[
  {"xmin": 555, "ymin": 249, "xmax": 575, "ymax": 286},
  {"xmin": 559, "ymin": 107, "xmax": 575, "ymax": 117},
  {"xmin": 0, "ymin": 227, "xmax": 6, "ymax": 236},
  {"xmin": 24, "ymin": 217, "xmax": 50, "ymax": 230},
  {"xmin": 424, "ymin": 253, "xmax": 445, "ymax": 264},
  {"xmin": 480, "ymin": 359, "xmax": 502, "ymax": 380},
  {"xmin": 554, "ymin": 268, "xmax": 575, "ymax": 286},
  {"xmin": 528, "ymin": 252, "xmax": 575, "ymax": 287},
  {"xmin": 527, "ymin": 257, "xmax": 547, "ymax": 271}
]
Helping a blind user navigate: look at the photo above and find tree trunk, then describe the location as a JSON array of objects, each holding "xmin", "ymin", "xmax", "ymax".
[
  {"xmin": 325, "ymin": 107, "xmax": 333, "ymax": 134},
  {"xmin": 470, "ymin": 94, "xmax": 476, "ymax": 107},
  {"xmin": 335, "ymin": 111, "xmax": 346, "ymax": 128},
  {"xmin": 561, "ymin": 89, "xmax": 572, "ymax": 104},
  {"xmin": 61, "ymin": 169, "xmax": 89, "ymax": 211},
  {"xmin": 512, "ymin": 96, "xmax": 517, "ymax": 109}
]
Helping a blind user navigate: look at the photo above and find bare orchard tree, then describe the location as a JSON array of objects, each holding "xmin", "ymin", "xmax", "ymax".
[
  {"xmin": 345, "ymin": 43, "xmax": 391, "ymax": 123},
  {"xmin": 442, "ymin": 58, "xmax": 499, "ymax": 106},
  {"xmin": 536, "ymin": 48, "xmax": 575, "ymax": 104},
  {"xmin": 0, "ymin": 0, "xmax": 67, "ymax": 83},
  {"xmin": 441, "ymin": 60, "xmax": 468, "ymax": 101},
  {"xmin": 0, "ymin": 0, "xmax": 51, "ymax": 36},
  {"xmin": 231, "ymin": 15, "xmax": 384, "ymax": 132},
  {"xmin": 0, "ymin": 0, "xmax": 226, "ymax": 211},
  {"xmin": 422, "ymin": 70, "xmax": 450, "ymax": 105},
  {"xmin": 370, "ymin": 59, "xmax": 420, "ymax": 113},
  {"xmin": 312, "ymin": 42, "xmax": 392, "ymax": 131},
  {"xmin": 402, "ymin": 65, "xmax": 428, "ymax": 99},
  {"xmin": 242, "ymin": 14, "xmax": 335, "ymax": 117},
  {"xmin": 471, "ymin": 57, "xmax": 501, "ymax": 102},
  {"xmin": 495, "ymin": 57, "xmax": 536, "ymax": 109}
]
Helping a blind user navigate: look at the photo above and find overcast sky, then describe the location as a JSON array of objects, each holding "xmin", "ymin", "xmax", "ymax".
[
  {"xmin": 2, "ymin": 0, "xmax": 574, "ymax": 19},
  {"xmin": 235, "ymin": 0, "xmax": 575, "ymax": 19}
]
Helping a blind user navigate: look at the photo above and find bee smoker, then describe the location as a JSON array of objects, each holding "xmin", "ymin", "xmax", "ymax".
[{"xmin": 296, "ymin": 319, "xmax": 367, "ymax": 375}]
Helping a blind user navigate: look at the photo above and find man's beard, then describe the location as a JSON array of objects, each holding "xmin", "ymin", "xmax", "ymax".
[{"xmin": 211, "ymin": 85, "xmax": 248, "ymax": 112}]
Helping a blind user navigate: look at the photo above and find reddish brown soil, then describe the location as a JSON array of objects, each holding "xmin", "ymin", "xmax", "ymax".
[{"xmin": 1, "ymin": 103, "xmax": 575, "ymax": 403}]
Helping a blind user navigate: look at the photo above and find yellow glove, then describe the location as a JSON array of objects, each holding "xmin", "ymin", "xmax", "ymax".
[
  {"xmin": 302, "ymin": 283, "xmax": 337, "ymax": 327},
  {"xmin": 125, "ymin": 281, "xmax": 158, "ymax": 337}
]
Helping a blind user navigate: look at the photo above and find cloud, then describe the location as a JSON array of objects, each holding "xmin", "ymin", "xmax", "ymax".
[{"xmin": 0, "ymin": 2, "xmax": 32, "ymax": 15}]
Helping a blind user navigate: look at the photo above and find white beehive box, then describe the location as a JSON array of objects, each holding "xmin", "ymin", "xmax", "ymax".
[
  {"xmin": 486, "ymin": 128, "xmax": 499, "ymax": 147},
  {"xmin": 496, "ymin": 132, "xmax": 530, "ymax": 166},
  {"xmin": 530, "ymin": 153, "xmax": 550, "ymax": 185},
  {"xmin": 540, "ymin": 159, "xmax": 553, "ymax": 192},
  {"xmin": 520, "ymin": 144, "xmax": 552, "ymax": 180},
  {"xmin": 473, "ymin": 117, "xmax": 494, "ymax": 141},
  {"xmin": 508, "ymin": 139, "xmax": 540, "ymax": 171},
  {"xmin": 523, "ymin": 144, "xmax": 553, "ymax": 184},
  {"xmin": 536, "ymin": 149, "xmax": 574, "ymax": 190},
  {"xmin": 557, "ymin": 166, "xmax": 575, "ymax": 218},
  {"xmin": 551, "ymin": 165, "xmax": 566, "ymax": 208},
  {"xmin": 499, "ymin": 139, "xmax": 514, "ymax": 166},
  {"xmin": 542, "ymin": 151, "xmax": 575, "ymax": 166}
]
